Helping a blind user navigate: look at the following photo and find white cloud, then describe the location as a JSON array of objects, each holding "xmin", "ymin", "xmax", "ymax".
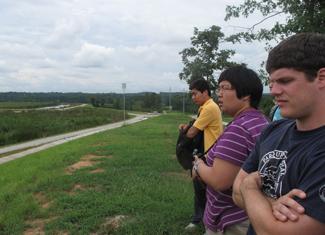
[
  {"xmin": 74, "ymin": 42, "xmax": 115, "ymax": 68},
  {"xmin": 123, "ymin": 45, "xmax": 150, "ymax": 55},
  {"xmin": 45, "ymin": 18, "xmax": 89, "ymax": 48},
  {"xmin": 0, "ymin": 42, "xmax": 43, "ymax": 59},
  {"xmin": 0, "ymin": 0, "xmax": 276, "ymax": 93}
]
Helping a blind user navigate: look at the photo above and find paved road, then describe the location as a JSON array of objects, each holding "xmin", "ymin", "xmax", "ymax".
[{"xmin": 0, "ymin": 113, "xmax": 156, "ymax": 165}]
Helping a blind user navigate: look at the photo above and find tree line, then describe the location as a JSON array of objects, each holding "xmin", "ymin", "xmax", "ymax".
[
  {"xmin": 0, "ymin": 92, "xmax": 196, "ymax": 113},
  {"xmin": 0, "ymin": 91, "xmax": 274, "ymax": 116}
]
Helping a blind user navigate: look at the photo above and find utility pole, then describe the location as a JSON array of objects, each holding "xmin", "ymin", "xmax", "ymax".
[{"xmin": 122, "ymin": 83, "xmax": 126, "ymax": 122}]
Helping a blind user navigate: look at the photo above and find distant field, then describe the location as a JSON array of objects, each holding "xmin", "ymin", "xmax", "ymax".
[
  {"xmin": 0, "ymin": 113, "xmax": 198, "ymax": 234},
  {"xmin": 0, "ymin": 101, "xmax": 60, "ymax": 109},
  {"xmin": 0, "ymin": 106, "xmax": 130, "ymax": 147},
  {"xmin": 223, "ymin": 115, "xmax": 233, "ymax": 123}
]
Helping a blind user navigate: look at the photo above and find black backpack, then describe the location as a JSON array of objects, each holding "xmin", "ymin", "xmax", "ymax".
[{"xmin": 175, "ymin": 119, "xmax": 204, "ymax": 170}]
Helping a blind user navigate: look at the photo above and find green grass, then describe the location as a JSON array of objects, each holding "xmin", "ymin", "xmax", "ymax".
[
  {"xmin": 0, "ymin": 113, "xmax": 203, "ymax": 234},
  {"xmin": 0, "ymin": 106, "xmax": 131, "ymax": 147},
  {"xmin": 0, "ymin": 101, "xmax": 58, "ymax": 109}
]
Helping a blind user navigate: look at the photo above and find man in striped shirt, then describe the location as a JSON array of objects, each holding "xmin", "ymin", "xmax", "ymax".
[{"xmin": 192, "ymin": 66, "xmax": 269, "ymax": 235}]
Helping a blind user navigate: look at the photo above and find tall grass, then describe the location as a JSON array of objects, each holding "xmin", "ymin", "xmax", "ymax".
[
  {"xmin": 0, "ymin": 113, "xmax": 202, "ymax": 234},
  {"xmin": 0, "ymin": 106, "xmax": 129, "ymax": 146}
]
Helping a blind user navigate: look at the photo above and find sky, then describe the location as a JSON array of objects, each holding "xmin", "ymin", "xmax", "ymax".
[{"xmin": 0, "ymin": 0, "xmax": 275, "ymax": 93}]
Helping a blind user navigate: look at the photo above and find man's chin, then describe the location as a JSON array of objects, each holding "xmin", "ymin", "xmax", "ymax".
[{"xmin": 281, "ymin": 112, "xmax": 294, "ymax": 119}]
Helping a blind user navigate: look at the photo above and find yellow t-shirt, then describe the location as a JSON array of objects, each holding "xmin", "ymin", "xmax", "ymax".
[{"xmin": 193, "ymin": 98, "xmax": 223, "ymax": 152}]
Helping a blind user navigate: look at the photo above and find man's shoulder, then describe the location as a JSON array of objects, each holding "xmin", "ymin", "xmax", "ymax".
[
  {"xmin": 229, "ymin": 110, "xmax": 269, "ymax": 135},
  {"xmin": 260, "ymin": 119, "xmax": 293, "ymax": 138},
  {"xmin": 249, "ymin": 119, "xmax": 292, "ymax": 147},
  {"xmin": 234, "ymin": 110, "xmax": 268, "ymax": 125},
  {"xmin": 201, "ymin": 99, "xmax": 219, "ymax": 112}
]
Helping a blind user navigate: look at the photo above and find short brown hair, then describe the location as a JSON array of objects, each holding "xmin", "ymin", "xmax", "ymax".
[{"xmin": 266, "ymin": 33, "xmax": 325, "ymax": 81}]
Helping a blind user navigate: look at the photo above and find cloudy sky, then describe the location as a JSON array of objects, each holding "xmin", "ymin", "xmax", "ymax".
[{"xmin": 0, "ymin": 0, "xmax": 273, "ymax": 93}]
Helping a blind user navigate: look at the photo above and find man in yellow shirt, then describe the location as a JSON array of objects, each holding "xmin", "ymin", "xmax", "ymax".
[{"xmin": 179, "ymin": 79, "xmax": 223, "ymax": 231}]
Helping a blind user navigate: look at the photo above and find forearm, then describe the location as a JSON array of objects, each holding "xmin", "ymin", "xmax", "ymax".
[
  {"xmin": 241, "ymin": 187, "xmax": 277, "ymax": 235},
  {"xmin": 232, "ymin": 188, "xmax": 245, "ymax": 209},
  {"xmin": 196, "ymin": 160, "xmax": 237, "ymax": 191},
  {"xmin": 232, "ymin": 169, "xmax": 248, "ymax": 209},
  {"xmin": 186, "ymin": 126, "xmax": 199, "ymax": 138},
  {"xmin": 240, "ymin": 179, "xmax": 322, "ymax": 235},
  {"xmin": 197, "ymin": 164, "xmax": 227, "ymax": 191}
]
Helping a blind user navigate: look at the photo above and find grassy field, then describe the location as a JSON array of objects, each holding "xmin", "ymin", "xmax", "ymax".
[
  {"xmin": 0, "ymin": 101, "xmax": 59, "ymax": 109},
  {"xmin": 0, "ymin": 106, "xmax": 130, "ymax": 147},
  {"xmin": 222, "ymin": 115, "xmax": 232, "ymax": 124},
  {"xmin": 0, "ymin": 113, "xmax": 203, "ymax": 234}
]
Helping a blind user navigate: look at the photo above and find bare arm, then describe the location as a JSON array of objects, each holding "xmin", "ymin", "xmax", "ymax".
[
  {"xmin": 186, "ymin": 126, "xmax": 200, "ymax": 138},
  {"xmin": 178, "ymin": 123, "xmax": 198, "ymax": 138},
  {"xmin": 240, "ymin": 172, "xmax": 325, "ymax": 235},
  {"xmin": 232, "ymin": 168, "xmax": 248, "ymax": 209},
  {"xmin": 193, "ymin": 157, "xmax": 240, "ymax": 191}
]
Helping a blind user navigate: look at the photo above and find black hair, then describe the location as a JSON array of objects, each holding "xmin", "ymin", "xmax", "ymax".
[
  {"xmin": 266, "ymin": 33, "xmax": 325, "ymax": 81},
  {"xmin": 189, "ymin": 79, "xmax": 211, "ymax": 97},
  {"xmin": 218, "ymin": 65, "xmax": 263, "ymax": 109}
]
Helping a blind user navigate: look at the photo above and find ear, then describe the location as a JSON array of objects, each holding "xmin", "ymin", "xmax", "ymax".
[
  {"xmin": 241, "ymin": 95, "xmax": 251, "ymax": 106},
  {"xmin": 241, "ymin": 95, "xmax": 250, "ymax": 102},
  {"xmin": 203, "ymin": 90, "xmax": 209, "ymax": 97},
  {"xmin": 317, "ymin": 68, "xmax": 325, "ymax": 89}
]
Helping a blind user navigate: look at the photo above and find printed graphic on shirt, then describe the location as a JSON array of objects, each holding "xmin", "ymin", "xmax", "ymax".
[
  {"xmin": 259, "ymin": 150, "xmax": 288, "ymax": 198},
  {"xmin": 320, "ymin": 184, "xmax": 325, "ymax": 203}
]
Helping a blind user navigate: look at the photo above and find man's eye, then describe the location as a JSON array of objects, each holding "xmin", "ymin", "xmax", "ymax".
[{"xmin": 278, "ymin": 79, "xmax": 293, "ymax": 84}]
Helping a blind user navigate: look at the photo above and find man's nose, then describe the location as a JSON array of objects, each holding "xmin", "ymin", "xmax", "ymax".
[{"xmin": 270, "ymin": 83, "xmax": 282, "ymax": 96}]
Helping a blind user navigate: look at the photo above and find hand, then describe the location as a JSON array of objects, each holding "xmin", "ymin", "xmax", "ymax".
[
  {"xmin": 191, "ymin": 156, "xmax": 204, "ymax": 179},
  {"xmin": 178, "ymin": 124, "xmax": 188, "ymax": 130},
  {"xmin": 272, "ymin": 189, "xmax": 306, "ymax": 222},
  {"xmin": 191, "ymin": 166, "xmax": 197, "ymax": 179}
]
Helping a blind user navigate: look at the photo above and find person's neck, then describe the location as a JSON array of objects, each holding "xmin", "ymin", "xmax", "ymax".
[
  {"xmin": 296, "ymin": 114, "xmax": 325, "ymax": 131},
  {"xmin": 200, "ymin": 97, "xmax": 210, "ymax": 106},
  {"xmin": 296, "ymin": 99, "xmax": 325, "ymax": 131},
  {"xmin": 233, "ymin": 105, "xmax": 254, "ymax": 118}
]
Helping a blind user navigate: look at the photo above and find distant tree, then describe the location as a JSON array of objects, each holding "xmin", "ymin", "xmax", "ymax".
[
  {"xmin": 100, "ymin": 98, "xmax": 105, "ymax": 107},
  {"xmin": 225, "ymin": 0, "xmax": 325, "ymax": 43},
  {"xmin": 171, "ymin": 93, "xmax": 197, "ymax": 114},
  {"xmin": 259, "ymin": 94, "xmax": 274, "ymax": 117},
  {"xmin": 90, "ymin": 97, "xmax": 97, "ymax": 107},
  {"xmin": 143, "ymin": 93, "xmax": 162, "ymax": 112},
  {"xmin": 113, "ymin": 98, "xmax": 122, "ymax": 109},
  {"xmin": 179, "ymin": 25, "xmax": 238, "ymax": 91}
]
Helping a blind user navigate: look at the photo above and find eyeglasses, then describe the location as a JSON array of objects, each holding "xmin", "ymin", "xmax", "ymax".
[{"xmin": 216, "ymin": 85, "xmax": 233, "ymax": 93}]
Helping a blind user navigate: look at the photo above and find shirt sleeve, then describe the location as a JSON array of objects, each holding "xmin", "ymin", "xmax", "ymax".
[
  {"xmin": 193, "ymin": 105, "xmax": 215, "ymax": 131},
  {"xmin": 209, "ymin": 123, "xmax": 254, "ymax": 167},
  {"xmin": 242, "ymin": 122, "xmax": 276, "ymax": 173},
  {"xmin": 242, "ymin": 136, "xmax": 261, "ymax": 173}
]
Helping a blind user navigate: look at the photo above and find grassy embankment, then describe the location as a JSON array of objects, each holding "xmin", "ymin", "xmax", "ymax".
[
  {"xmin": 0, "ymin": 101, "xmax": 59, "ymax": 109},
  {"xmin": 0, "ymin": 113, "xmax": 203, "ymax": 235},
  {"xmin": 0, "ymin": 105, "xmax": 130, "ymax": 147}
]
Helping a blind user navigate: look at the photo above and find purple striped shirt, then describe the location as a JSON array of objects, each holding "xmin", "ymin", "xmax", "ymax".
[{"xmin": 203, "ymin": 109, "xmax": 269, "ymax": 232}]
